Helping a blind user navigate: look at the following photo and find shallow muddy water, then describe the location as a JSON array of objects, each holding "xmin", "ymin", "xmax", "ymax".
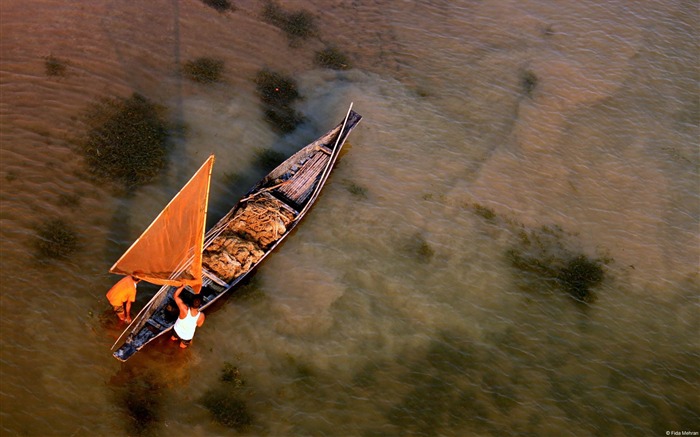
[{"xmin": 1, "ymin": 1, "xmax": 698, "ymax": 436}]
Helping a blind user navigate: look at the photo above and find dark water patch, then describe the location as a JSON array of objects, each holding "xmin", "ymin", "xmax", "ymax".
[
  {"xmin": 109, "ymin": 368, "xmax": 166, "ymax": 437},
  {"xmin": 57, "ymin": 192, "xmax": 82, "ymax": 209},
  {"xmin": 253, "ymin": 147, "xmax": 286, "ymax": 172},
  {"xmin": 5, "ymin": 170, "xmax": 18, "ymax": 183},
  {"xmin": 44, "ymin": 55, "xmax": 67, "ymax": 77},
  {"xmin": 387, "ymin": 373, "xmax": 452, "ymax": 436},
  {"xmin": 222, "ymin": 170, "xmax": 243, "ymax": 186},
  {"xmin": 183, "ymin": 57, "xmax": 224, "ymax": 84},
  {"xmin": 34, "ymin": 218, "xmax": 79, "ymax": 259},
  {"xmin": 383, "ymin": 331, "xmax": 510, "ymax": 436},
  {"xmin": 556, "ymin": 255, "xmax": 604, "ymax": 302},
  {"xmin": 261, "ymin": 1, "xmax": 317, "ymax": 45},
  {"xmin": 201, "ymin": 362, "xmax": 253, "ymax": 430},
  {"xmin": 263, "ymin": 105, "xmax": 305, "ymax": 134},
  {"xmin": 400, "ymin": 233, "xmax": 434, "ymax": 263},
  {"xmin": 80, "ymin": 93, "xmax": 170, "ymax": 191},
  {"xmin": 352, "ymin": 361, "xmax": 383, "ymax": 389},
  {"xmin": 220, "ymin": 362, "xmax": 245, "ymax": 387},
  {"xmin": 201, "ymin": 0, "xmax": 234, "ymax": 13},
  {"xmin": 285, "ymin": 354, "xmax": 316, "ymax": 384},
  {"xmin": 506, "ymin": 225, "xmax": 609, "ymax": 303},
  {"xmin": 230, "ymin": 275, "xmax": 267, "ymax": 304},
  {"xmin": 315, "ymin": 47, "xmax": 352, "ymax": 70},
  {"xmin": 343, "ymin": 180, "xmax": 368, "ymax": 199},
  {"xmin": 472, "ymin": 202, "xmax": 496, "ymax": 221},
  {"xmin": 254, "ymin": 69, "xmax": 300, "ymax": 106},
  {"xmin": 254, "ymin": 69, "xmax": 305, "ymax": 133},
  {"xmin": 521, "ymin": 70, "xmax": 538, "ymax": 97}
]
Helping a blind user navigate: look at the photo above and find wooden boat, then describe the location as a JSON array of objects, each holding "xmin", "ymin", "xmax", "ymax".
[{"xmin": 111, "ymin": 105, "xmax": 362, "ymax": 361}]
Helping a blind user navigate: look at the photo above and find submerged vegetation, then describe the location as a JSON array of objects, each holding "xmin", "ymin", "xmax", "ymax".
[
  {"xmin": 201, "ymin": 0, "xmax": 234, "ymax": 12},
  {"xmin": 44, "ymin": 55, "xmax": 67, "ymax": 77},
  {"xmin": 557, "ymin": 255, "xmax": 605, "ymax": 301},
  {"xmin": 402, "ymin": 233, "xmax": 435, "ymax": 262},
  {"xmin": 344, "ymin": 180, "xmax": 368, "ymax": 198},
  {"xmin": 254, "ymin": 69, "xmax": 304, "ymax": 133},
  {"xmin": 34, "ymin": 218, "xmax": 79, "ymax": 259},
  {"xmin": 522, "ymin": 70, "xmax": 538, "ymax": 97},
  {"xmin": 314, "ymin": 47, "xmax": 352, "ymax": 70},
  {"xmin": 201, "ymin": 362, "xmax": 252, "ymax": 430},
  {"xmin": 468, "ymin": 205, "xmax": 607, "ymax": 303},
  {"xmin": 506, "ymin": 226, "xmax": 606, "ymax": 303},
  {"xmin": 183, "ymin": 57, "xmax": 225, "ymax": 83},
  {"xmin": 472, "ymin": 203, "xmax": 496, "ymax": 221},
  {"xmin": 81, "ymin": 93, "xmax": 170, "ymax": 190},
  {"xmin": 121, "ymin": 377, "xmax": 162, "ymax": 435},
  {"xmin": 262, "ymin": 1, "xmax": 317, "ymax": 44}
]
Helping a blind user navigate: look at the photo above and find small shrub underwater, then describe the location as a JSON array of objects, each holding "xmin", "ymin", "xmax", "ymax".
[
  {"xmin": 183, "ymin": 57, "xmax": 224, "ymax": 84},
  {"xmin": 201, "ymin": 362, "xmax": 252, "ymax": 430},
  {"xmin": 262, "ymin": 1, "xmax": 317, "ymax": 43},
  {"xmin": 34, "ymin": 218, "xmax": 79, "ymax": 259},
  {"xmin": 314, "ymin": 47, "xmax": 352, "ymax": 70},
  {"xmin": 506, "ymin": 227, "xmax": 607, "ymax": 303},
  {"xmin": 81, "ymin": 93, "xmax": 170, "ymax": 190},
  {"xmin": 254, "ymin": 69, "xmax": 304, "ymax": 133},
  {"xmin": 201, "ymin": 0, "xmax": 234, "ymax": 12},
  {"xmin": 44, "ymin": 55, "xmax": 67, "ymax": 77}
]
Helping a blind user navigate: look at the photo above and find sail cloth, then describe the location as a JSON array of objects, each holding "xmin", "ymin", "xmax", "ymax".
[{"xmin": 110, "ymin": 155, "xmax": 215, "ymax": 293}]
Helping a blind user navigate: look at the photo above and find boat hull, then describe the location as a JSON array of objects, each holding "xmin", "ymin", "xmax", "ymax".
[{"xmin": 112, "ymin": 109, "xmax": 362, "ymax": 361}]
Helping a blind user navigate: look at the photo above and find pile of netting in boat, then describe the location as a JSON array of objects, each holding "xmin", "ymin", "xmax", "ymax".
[
  {"xmin": 202, "ymin": 194, "xmax": 295, "ymax": 281},
  {"xmin": 229, "ymin": 194, "xmax": 295, "ymax": 247}
]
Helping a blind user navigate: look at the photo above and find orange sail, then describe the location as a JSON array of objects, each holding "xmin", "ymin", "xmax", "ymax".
[{"xmin": 110, "ymin": 155, "xmax": 215, "ymax": 293}]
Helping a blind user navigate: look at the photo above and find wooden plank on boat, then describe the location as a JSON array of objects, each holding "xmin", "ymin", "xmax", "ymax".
[
  {"xmin": 203, "ymin": 268, "xmax": 228, "ymax": 287},
  {"xmin": 277, "ymin": 152, "xmax": 329, "ymax": 204}
]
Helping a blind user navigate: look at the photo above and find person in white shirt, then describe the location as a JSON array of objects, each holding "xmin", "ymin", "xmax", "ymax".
[{"xmin": 170, "ymin": 285, "xmax": 205, "ymax": 349}]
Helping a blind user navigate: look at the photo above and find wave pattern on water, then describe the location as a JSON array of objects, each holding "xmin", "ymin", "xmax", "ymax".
[{"xmin": 1, "ymin": 0, "xmax": 698, "ymax": 435}]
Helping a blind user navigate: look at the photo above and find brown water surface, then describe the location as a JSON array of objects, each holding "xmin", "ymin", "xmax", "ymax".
[{"xmin": 1, "ymin": 1, "xmax": 698, "ymax": 436}]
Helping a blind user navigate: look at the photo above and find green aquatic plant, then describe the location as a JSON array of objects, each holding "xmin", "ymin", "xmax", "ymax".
[
  {"xmin": 556, "ymin": 255, "xmax": 604, "ymax": 302},
  {"xmin": 35, "ymin": 218, "xmax": 79, "ymax": 259},
  {"xmin": 202, "ymin": 0, "xmax": 234, "ymax": 12},
  {"xmin": 472, "ymin": 203, "xmax": 496, "ymax": 220},
  {"xmin": 201, "ymin": 362, "xmax": 252, "ymax": 429},
  {"xmin": 254, "ymin": 69, "xmax": 300, "ymax": 107},
  {"xmin": 202, "ymin": 389, "xmax": 252, "ymax": 430},
  {"xmin": 44, "ymin": 55, "xmax": 67, "ymax": 77},
  {"xmin": 254, "ymin": 69, "xmax": 304, "ymax": 132},
  {"xmin": 183, "ymin": 57, "xmax": 224, "ymax": 83},
  {"xmin": 262, "ymin": 1, "xmax": 316, "ymax": 43},
  {"xmin": 314, "ymin": 47, "xmax": 351, "ymax": 70},
  {"xmin": 402, "ymin": 233, "xmax": 435, "ymax": 262},
  {"xmin": 345, "ymin": 181, "xmax": 368, "ymax": 198},
  {"xmin": 82, "ymin": 93, "xmax": 170, "ymax": 189},
  {"xmin": 522, "ymin": 70, "xmax": 538, "ymax": 97},
  {"xmin": 506, "ymin": 227, "xmax": 607, "ymax": 302},
  {"xmin": 220, "ymin": 362, "xmax": 245, "ymax": 387}
]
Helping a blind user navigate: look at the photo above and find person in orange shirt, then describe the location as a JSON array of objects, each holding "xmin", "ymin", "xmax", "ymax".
[{"xmin": 106, "ymin": 275, "xmax": 141, "ymax": 322}]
